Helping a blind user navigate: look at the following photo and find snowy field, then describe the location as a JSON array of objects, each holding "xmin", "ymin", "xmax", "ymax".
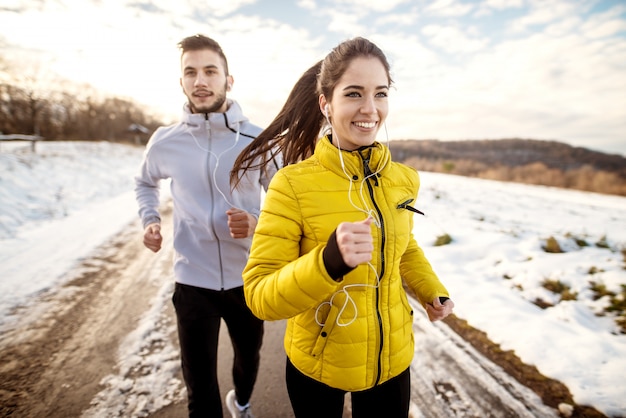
[{"xmin": 0, "ymin": 141, "xmax": 625, "ymax": 417}]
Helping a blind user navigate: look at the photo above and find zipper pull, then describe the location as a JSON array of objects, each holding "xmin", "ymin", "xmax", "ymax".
[
  {"xmin": 361, "ymin": 154, "xmax": 378, "ymax": 186},
  {"xmin": 397, "ymin": 199, "xmax": 425, "ymax": 216}
]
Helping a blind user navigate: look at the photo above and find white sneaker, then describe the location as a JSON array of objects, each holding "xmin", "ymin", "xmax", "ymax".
[{"xmin": 225, "ymin": 389, "xmax": 255, "ymax": 418}]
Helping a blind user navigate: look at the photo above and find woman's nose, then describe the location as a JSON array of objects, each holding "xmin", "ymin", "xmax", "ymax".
[{"xmin": 360, "ymin": 98, "xmax": 376, "ymax": 114}]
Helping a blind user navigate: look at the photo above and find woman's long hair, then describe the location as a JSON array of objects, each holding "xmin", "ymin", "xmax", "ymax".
[
  {"xmin": 230, "ymin": 37, "xmax": 391, "ymax": 189},
  {"xmin": 230, "ymin": 61, "xmax": 322, "ymax": 189}
]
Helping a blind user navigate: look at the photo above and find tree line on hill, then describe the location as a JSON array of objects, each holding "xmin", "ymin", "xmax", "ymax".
[
  {"xmin": 0, "ymin": 81, "xmax": 162, "ymax": 143},
  {"xmin": 0, "ymin": 56, "xmax": 163, "ymax": 144},
  {"xmin": 390, "ymin": 139, "xmax": 626, "ymax": 196}
]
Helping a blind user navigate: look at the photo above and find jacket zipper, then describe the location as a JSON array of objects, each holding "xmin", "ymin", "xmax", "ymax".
[
  {"xmin": 360, "ymin": 151, "xmax": 385, "ymax": 387},
  {"xmin": 397, "ymin": 198, "xmax": 425, "ymax": 216},
  {"xmin": 205, "ymin": 117, "xmax": 225, "ymax": 289}
]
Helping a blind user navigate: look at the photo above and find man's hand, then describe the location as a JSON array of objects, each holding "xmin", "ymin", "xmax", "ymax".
[
  {"xmin": 226, "ymin": 208, "xmax": 257, "ymax": 239},
  {"xmin": 425, "ymin": 297, "xmax": 454, "ymax": 322},
  {"xmin": 335, "ymin": 217, "xmax": 374, "ymax": 268},
  {"xmin": 143, "ymin": 222, "xmax": 162, "ymax": 252}
]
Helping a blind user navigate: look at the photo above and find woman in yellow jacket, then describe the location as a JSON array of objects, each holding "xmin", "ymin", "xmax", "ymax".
[{"xmin": 231, "ymin": 37, "xmax": 454, "ymax": 418}]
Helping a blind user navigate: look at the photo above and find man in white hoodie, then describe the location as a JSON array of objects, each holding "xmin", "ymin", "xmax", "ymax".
[{"xmin": 134, "ymin": 34, "xmax": 279, "ymax": 418}]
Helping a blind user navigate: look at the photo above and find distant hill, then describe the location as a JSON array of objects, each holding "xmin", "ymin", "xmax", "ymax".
[{"xmin": 388, "ymin": 139, "xmax": 626, "ymax": 196}]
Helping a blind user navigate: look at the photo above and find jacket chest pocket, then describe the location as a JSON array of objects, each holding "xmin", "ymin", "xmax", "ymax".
[{"xmin": 396, "ymin": 197, "xmax": 423, "ymax": 216}]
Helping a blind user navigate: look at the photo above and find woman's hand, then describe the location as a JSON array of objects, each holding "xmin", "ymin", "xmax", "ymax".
[
  {"xmin": 425, "ymin": 297, "xmax": 455, "ymax": 322},
  {"xmin": 335, "ymin": 217, "xmax": 374, "ymax": 267}
]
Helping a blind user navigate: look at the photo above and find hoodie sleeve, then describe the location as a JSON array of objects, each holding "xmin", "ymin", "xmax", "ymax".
[
  {"xmin": 260, "ymin": 147, "xmax": 283, "ymax": 190},
  {"xmin": 248, "ymin": 147, "xmax": 283, "ymax": 219},
  {"xmin": 134, "ymin": 138, "xmax": 164, "ymax": 228}
]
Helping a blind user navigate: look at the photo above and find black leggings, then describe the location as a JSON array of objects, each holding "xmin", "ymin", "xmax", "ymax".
[
  {"xmin": 285, "ymin": 357, "xmax": 410, "ymax": 418},
  {"xmin": 172, "ymin": 283, "xmax": 264, "ymax": 418}
]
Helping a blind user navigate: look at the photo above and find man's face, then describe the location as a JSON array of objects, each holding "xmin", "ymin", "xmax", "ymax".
[{"xmin": 180, "ymin": 49, "xmax": 232, "ymax": 114}]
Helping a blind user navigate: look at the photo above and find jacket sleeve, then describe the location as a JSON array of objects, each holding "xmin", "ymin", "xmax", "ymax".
[
  {"xmin": 243, "ymin": 171, "xmax": 342, "ymax": 321},
  {"xmin": 400, "ymin": 221, "xmax": 450, "ymax": 308},
  {"xmin": 397, "ymin": 164, "xmax": 450, "ymax": 307}
]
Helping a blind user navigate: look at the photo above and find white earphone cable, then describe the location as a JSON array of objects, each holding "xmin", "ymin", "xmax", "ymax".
[
  {"xmin": 186, "ymin": 121, "xmax": 240, "ymax": 209},
  {"xmin": 319, "ymin": 110, "xmax": 390, "ymax": 327},
  {"xmin": 315, "ymin": 262, "xmax": 380, "ymax": 327}
]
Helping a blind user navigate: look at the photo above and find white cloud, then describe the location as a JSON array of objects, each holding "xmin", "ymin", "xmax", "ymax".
[
  {"xmin": 297, "ymin": 0, "xmax": 316, "ymax": 11},
  {"xmin": 473, "ymin": 0, "xmax": 524, "ymax": 18},
  {"xmin": 543, "ymin": 16, "xmax": 583, "ymax": 37},
  {"xmin": 580, "ymin": 4, "xmax": 626, "ymax": 39},
  {"xmin": 425, "ymin": 0, "xmax": 475, "ymax": 17},
  {"xmin": 376, "ymin": 10, "xmax": 421, "ymax": 26},
  {"xmin": 483, "ymin": 0, "xmax": 525, "ymax": 9},
  {"xmin": 0, "ymin": 0, "xmax": 21, "ymax": 9},
  {"xmin": 422, "ymin": 24, "xmax": 489, "ymax": 54},
  {"xmin": 331, "ymin": 0, "xmax": 411, "ymax": 13},
  {"xmin": 387, "ymin": 24, "xmax": 626, "ymax": 152},
  {"xmin": 145, "ymin": 0, "xmax": 258, "ymax": 17},
  {"xmin": 509, "ymin": 0, "xmax": 580, "ymax": 33},
  {"xmin": 322, "ymin": 9, "xmax": 369, "ymax": 37},
  {"xmin": 374, "ymin": 33, "xmax": 441, "ymax": 81}
]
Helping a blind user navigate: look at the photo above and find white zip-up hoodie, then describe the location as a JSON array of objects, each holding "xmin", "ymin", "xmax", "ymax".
[{"xmin": 134, "ymin": 100, "xmax": 279, "ymax": 290}]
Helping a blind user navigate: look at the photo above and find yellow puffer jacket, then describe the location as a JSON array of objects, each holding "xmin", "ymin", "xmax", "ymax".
[{"xmin": 243, "ymin": 136, "xmax": 450, "ymax": 391}]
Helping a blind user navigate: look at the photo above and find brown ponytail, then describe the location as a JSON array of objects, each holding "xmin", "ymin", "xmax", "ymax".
[{"xmin": 230, "ymin": 61, "xmax": 324, "ymax": 188}]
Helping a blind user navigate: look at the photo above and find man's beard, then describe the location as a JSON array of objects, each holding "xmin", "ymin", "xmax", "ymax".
[{"xmin": 188, "ymin": 83, "xmax": 228, "ymax": 114}]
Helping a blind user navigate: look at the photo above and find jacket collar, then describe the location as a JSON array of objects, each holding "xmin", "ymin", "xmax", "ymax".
[
  {"xmin": 180, "ymin": 99, "xmax": 247, "ymax": 132},
  {"xmin": 315, "ymin": 135, "xmax": 391, "ymax": 180}
]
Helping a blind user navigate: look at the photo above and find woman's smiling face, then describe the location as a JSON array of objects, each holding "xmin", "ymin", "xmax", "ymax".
[{"xmin": 321, "ymin": 56, "xmax": 390, "ymax": 151}]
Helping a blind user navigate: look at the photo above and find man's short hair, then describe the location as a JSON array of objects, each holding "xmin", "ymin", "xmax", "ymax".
[{"xmin": 178, "ymin": 34, "xmax": 229, "ymax": 75}]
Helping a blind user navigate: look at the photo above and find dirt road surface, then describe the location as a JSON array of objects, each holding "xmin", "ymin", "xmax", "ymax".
[{"xmin": 0, "ymin": 208, "xmax": 561, "ymax": 418}]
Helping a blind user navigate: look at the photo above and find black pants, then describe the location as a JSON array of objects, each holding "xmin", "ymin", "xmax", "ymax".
[
  {"xmin": 172, "ymin": 283, "xmax": 264, "ymax": 418},
  {"xmin": 286, "ymin": 358, "xmax": 410, "ymax": 418}
]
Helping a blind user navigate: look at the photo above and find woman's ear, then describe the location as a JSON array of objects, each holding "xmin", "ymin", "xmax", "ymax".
[{"xmin": 319, "ymin": 95, "xmax": 329, "ymax": 117}]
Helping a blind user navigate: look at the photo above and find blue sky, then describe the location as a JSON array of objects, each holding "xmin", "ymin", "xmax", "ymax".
[{"xmin": 1, "ymin": 0, "xmax": 625, "ymax": 155}]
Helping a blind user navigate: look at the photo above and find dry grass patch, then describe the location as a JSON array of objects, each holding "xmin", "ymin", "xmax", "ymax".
[
  {"xmin": 543, "ymin": 236, "xmax": 563, "ymax": 253},
  {"xmin": 434, "ymin": 233, "xmax": 452, "ymax": 246}
]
